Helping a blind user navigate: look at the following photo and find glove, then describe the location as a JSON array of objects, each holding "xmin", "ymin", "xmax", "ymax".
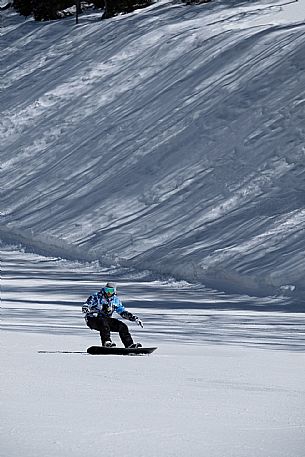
[
  {"xmin": 82, "ymin": 304, "xmax": 89, "ymax": 314},
  {"xmin": 135, "ymin": 317, "xmax": 144, "ymax": 328}
]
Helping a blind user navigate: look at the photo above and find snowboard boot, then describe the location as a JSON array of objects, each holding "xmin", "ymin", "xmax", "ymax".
[
  {"xmin": 104, "ymin": 341, "xmax": 116, "ymax": 347},
  {"xmin": 128, "ymin": 343, "xmax": 142, "ymax": 349}
]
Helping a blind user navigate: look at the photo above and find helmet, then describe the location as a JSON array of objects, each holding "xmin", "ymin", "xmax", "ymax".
[{"xmin": 104, "ymin": 282, "xmax": 116, "ymax": 297}]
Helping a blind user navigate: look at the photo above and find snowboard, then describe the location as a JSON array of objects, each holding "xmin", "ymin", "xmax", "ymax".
[{"xmin": 87, "ymin": 345, "xmax": 157, "ymax": 356}]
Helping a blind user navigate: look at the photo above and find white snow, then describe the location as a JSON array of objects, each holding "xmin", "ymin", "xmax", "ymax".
[
  {"xmin": 1, "ymin": 1, "xmax": 305, "ymax": 456},
  {"xmin": 1, "ymin": 0, "xmax": 305, "ymax": 297},
  {"xmin": 1, "ymin": 247, "xmax": 305, "ymax": 457}
]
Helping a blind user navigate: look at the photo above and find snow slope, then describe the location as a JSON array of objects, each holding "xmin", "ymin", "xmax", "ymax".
[
  {"xmin": 2, "ymin": 4, "xmax": 305, "ymax": 455},
  {"xmin": 2, "ymin": 246, "xmax": 305, "ymax": 457},
  {"xmin": 1, "ymin": 0, "xmax": 305, "ymax": 298}
]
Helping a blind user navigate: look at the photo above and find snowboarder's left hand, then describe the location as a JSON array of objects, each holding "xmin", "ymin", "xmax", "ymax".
[{"xmin": 135, "ymin": 317, "xmax": 144, "ymax": 328}]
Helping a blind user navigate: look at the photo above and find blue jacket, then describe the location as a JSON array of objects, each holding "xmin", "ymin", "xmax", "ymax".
[{"xmin": 84, "ymin": 288, "xmax": 136, "ymax": 321}]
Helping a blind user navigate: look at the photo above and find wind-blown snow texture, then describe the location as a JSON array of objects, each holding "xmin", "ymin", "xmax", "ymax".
[{"xmin": 1, "ymin": 0, "xmax": 305, "ymax": 298}]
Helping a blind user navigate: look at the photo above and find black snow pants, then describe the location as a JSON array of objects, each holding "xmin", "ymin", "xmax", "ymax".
[{"xmin": 86, "ymin": 315, "xmax": 134, "ymax": 347}]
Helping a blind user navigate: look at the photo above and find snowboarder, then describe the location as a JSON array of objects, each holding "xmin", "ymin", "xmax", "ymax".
[{"xmin": 82, "ymin": 282, "xmax": 143, "ymax": 348}]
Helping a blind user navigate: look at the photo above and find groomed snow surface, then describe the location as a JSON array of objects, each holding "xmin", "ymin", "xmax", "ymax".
[
  {"xmin": 1, "ymin": 1, "xmax": 305, "ymax": 456},
  {"xmin": 1, "ymin": 246, "xmax": 305, "ymax": 457}
]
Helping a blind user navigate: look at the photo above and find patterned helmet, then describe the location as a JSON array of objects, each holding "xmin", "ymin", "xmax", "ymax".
[{"xmin": 104, "ymin": 282, "xmax": 116, "ymax": 297}]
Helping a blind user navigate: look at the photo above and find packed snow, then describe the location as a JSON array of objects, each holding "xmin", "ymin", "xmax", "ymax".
[
  {"xmin": 2, "ymin": 246, "xmax": 305, "ymax": 457},
  {"xmin": 1, "ymin": 1, "xmax": 305, "ymax": 456}
]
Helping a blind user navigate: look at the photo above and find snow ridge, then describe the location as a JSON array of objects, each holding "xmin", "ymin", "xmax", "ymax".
[{"xmin": 1, "ymin": 1, "xmax": 305, "ymax": 299}]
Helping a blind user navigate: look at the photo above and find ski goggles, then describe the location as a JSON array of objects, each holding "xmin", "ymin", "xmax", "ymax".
[{"xmin": 104, "ymin": 287, "xmax": 115, "ymax": 296}]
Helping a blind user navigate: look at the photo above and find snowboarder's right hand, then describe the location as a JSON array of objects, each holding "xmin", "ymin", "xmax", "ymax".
[{"xmin": 82, "ymin": 304, "xmax": 90, "ymax": 313}]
